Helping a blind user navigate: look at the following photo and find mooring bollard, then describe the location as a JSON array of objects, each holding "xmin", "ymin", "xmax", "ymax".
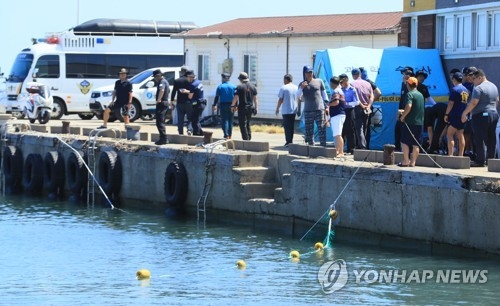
[
  {"xmin": 383, "ymin": 144, "xmax": 396, "ymax": 165},
  {"xmin": 126, "ymin": 124, "xmax": 141, "ymax": 141},
  {"xmin": 203, "ymin": 131, "xmax": 213, "ymax": 144},
  {"xmin": 62, "ymin": 121, "xmax": 70, "ymax": 133}
]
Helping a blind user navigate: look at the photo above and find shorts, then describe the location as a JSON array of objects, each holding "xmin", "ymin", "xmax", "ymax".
[
  {"xmin": 330, "ymin": 114, "xmax": 346, "ymax": 137},
  {"xmin": 401, "ymin": 124, "xmax": 422, "ymax": 147},
  {"xmin": 109, "ymin": 104, "xmax": 129, "ymax": 117},
  {"xmin": 424, "ymin": 107, "xmax": 437, "ymax": 128},
  {"xmin": 448, "ymin": 115, "xmax": 465, "ymax": 130}
]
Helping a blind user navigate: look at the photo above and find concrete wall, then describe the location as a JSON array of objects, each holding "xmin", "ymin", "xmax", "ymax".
[{"xmin": 3, "ymin": 132, "xmax": 500, "ymax": 255}]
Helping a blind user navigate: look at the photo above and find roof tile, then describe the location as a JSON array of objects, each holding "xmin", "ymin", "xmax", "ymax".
[{"xmin": 178, "ymin": 12, "xmax": 402, "ymax": 37}]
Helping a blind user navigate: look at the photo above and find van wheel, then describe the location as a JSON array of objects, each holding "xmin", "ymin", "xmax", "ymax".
[
  {"xmin": 78, "ymin": 114, "xmax": 94, "ymax": 120},
  {"xmin": 118, "ymin": 100, "xmax": 141, "ymax": 122},
  {"xmin": 51, "ymin": 97, "xmax": 65, "ymax": 120},
  {"xmin": 141, "ymin": 114, "xmax": 155, "ymax": 121}
]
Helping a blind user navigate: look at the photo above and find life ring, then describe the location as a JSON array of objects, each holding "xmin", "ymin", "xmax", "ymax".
[
  {"xmin": 44, "ymin": 151, "xmax": 65, "ymax": 194},
  {"xmin": 98, "ymin": 150, "xmax": 122, "ymax": 196},
  {"xmin": 22, "ymin": 153, "xmax": 44, "ymax": 195},
  {"xmin": 2, "ymin": 145, "xmax": 23, "ymax": 194},
  {"xmin": 164, "ymin": 162, "xmax": 188, "ymax": 207},
  {"xmin": 66, "ymin": 150, "xmax": 87, "ymax": 195}
]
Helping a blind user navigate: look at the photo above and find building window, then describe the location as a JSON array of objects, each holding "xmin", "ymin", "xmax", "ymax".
[
  {"xmin": 492, "ymin": 11, "xmax": 500, "ymax": 48},
  {"xmin": 476, "ymin": 13, "xmax": 487, "ymax": 49},
  {"xmin": 197, "ymin": 54, "xmax": 209, "ymax": 81},
  {"xmin": 439, "ymin": 9, "xmax": 500, "ymax": 53},
  {"xmin": 411, "ymin": 17, "xmax": 418, "ymax": 48},
  {"xmin": 444, "ymin": 16, "xmax": 454, "ymax": 50},
  {"xmin": 243, "ymin": 54, "xmax": 257, "ymax": 83},
  {"xmin": 456, "ymin": 14, "xmax": 472, "ymax": 49}
]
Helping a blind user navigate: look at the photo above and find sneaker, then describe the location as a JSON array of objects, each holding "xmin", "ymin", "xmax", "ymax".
[
  {"xmin": 97, "ymin": 125, "xmax": 107, "ymax": 129},
  {"xmin": 284, "ymin": 143, "xmax": 291, "ymax": 147},
  {"xmin": 187, "ymin": 130, "xmax": 193, "ymax": 136},
  {"xmin": 470, "ymin": 161, "xmax": 485, "ymax": 167},
  {"xmin": 155, "ymin": 139, "xmax": 169, "ymax": 145}
]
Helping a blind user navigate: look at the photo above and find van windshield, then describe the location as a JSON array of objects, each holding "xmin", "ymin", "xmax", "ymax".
[
  {"xmin": 129, "ymin": 69, "xmax": 153, "ymax": 84},
  {"xmin": 7, "ymin": 53, "xmax": 34, "ymax": 82}
]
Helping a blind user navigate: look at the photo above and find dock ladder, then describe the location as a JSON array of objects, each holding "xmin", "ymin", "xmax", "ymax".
[
  {"xmin": 86, "ymin": 128, "xmax": 121, "ymax": 206},
  {"xmin": 196, "ymin": 139, "xmax": 235, "ymax": 224}
]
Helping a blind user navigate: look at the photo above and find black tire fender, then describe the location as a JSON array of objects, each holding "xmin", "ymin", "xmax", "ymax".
[
  {"xmin": 98, "ymin": 150, "xmax": 122, "ymax": 195},
  {"xmin": 22, "ymin": 153, "xmax": 44, "ymax": 195},
  {"xmin": 2, "ymin": 146, "xmax": 23, "ymax": 193},
  {"xmin": 44, "ymin": 151, "xmax": 65, "ymax": 193},
  {"xmin": 164, "ymin": 162, "xmax": 188, "ymax": 206},
  {"xmin": 66, "ymin": 150, "xmax": 87, "ymax": 194}
]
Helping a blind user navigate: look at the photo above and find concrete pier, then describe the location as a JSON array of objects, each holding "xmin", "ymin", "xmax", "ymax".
[{"xmin": 1, "ymin": 120, "xmax": 499, "ymax": 255}]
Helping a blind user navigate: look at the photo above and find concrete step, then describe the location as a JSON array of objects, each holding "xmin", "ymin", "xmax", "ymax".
[
  {"xmin": 233, "ymin": 166, "xmax": 276, "ymax": 183},
  {"xmin": 240, "ymin": 182, "xmax": 279, "ymax": 199},
  {"xmin": 232, "ymin": 152, "xmax": 269, "ymax": 167}
]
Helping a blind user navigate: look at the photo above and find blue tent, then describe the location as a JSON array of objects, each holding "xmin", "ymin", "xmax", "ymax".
[{"xmin": 311, "ymin": 46, "xmax": 449, "ymax": 149}]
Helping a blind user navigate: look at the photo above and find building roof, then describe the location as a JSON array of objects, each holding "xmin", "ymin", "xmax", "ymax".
[{"xmin": 173, "ymin": 12, "xmax": 403, "ymax": 39}]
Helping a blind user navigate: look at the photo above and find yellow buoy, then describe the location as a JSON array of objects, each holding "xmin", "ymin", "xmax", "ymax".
[
  {"xmin": 136, "ymin": 269, "xmax": 151, "ymax": 280},
  {"xmin": 314, "ymin": 242, "xmax": 324, "ymax": 250},
  {"xmin": 236, "ymin": 260, "xmax": 246, "ymax": 270},
  {"xmin": 290, "ymin": 250, "xmax": 300, "ymax": 259},
  {"xmin": 329, "ymin": 209, "xmax": 339, "ymax": 220}
]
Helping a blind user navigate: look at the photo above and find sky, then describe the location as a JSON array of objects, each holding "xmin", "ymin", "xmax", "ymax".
[{"xmin": 0, "ymin": 0, "xmax": 402, "ymax": 74}]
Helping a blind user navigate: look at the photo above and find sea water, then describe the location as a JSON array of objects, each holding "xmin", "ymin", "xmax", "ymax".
[{"xmin": 1, "ymin": 195, "xmax": 499, "ymax": 305}]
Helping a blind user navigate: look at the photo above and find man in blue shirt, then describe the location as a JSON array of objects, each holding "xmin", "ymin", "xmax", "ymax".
[
  {"xmin": 212, "ymin": 73, "xmax": 236, "ymax": 139},
  {"xmin": 339, "ymin": 73, "xmax": 359, "ymax": 153}
]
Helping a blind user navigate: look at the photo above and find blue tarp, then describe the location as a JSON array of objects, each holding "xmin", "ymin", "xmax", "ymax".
[{"xmin": 308, "ymin": 46, "xmax": 449, "ymax": 150}]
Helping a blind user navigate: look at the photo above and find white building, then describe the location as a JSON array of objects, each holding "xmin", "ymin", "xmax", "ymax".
[{"xmin": 173, "ymin": 12, "xmax": 402, "ymax": 118}]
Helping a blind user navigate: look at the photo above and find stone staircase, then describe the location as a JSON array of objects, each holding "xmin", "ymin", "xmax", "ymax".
[{"xmin": 231, "ymin": 153, "xmax": 280, "ymax": 205}]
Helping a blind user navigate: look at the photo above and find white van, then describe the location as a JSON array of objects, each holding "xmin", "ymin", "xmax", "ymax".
[
  {"xmin": 1, "ymin": 18, "xmax": 196, "ymax": 120},
  {"xmin": 89, "ymin": 67, "xmax": 179, "ymax": 122}
]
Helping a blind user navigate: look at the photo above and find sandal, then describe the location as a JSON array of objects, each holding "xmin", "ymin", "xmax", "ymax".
[{"xmin": 397, "ymin": 162, "xmax": 409, "ymax": 167}]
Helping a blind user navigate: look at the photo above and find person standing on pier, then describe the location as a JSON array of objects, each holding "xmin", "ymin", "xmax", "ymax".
[
  {"xmin": 231, "ymin": 72, "xmax": 258, "ymax": 140},
  {"xmin": 398, "ymin": 76, "xmax": 425, "ymax": 167},
  {"xmin": 461, "ymin": 69, "xmax": 499, "ymax": 167},
  {"xmin": 97, "ymin": 68, "xmax": 132, "ymax": 129},
  {"xmin": 152, "ymin": 69, "xmax": 170, "ymax": 145},
  {"xmin": 212, "ymin": 73, "xmax": 236, "ymax": 139},
  {"xmin": 170, "ymin": 66, "xmax": 193, "ymax": 135},
  {"xmin": 275, "ymin": 73, "xmax": 298, "ymax": 147},
  {"xmin": 296, "ymin": 65, "xmax": 327, "ymax": 146}
]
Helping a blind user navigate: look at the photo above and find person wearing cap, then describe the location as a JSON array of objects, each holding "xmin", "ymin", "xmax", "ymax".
[
  {"xmin": 394, "ymin": 66, "xmax": 415, "ymax": 151},
  {"xmin": 275, "ymin": 74, "xmax": 298, "ymax": 147},
  {"xmin": 415, "ymin": 70, "xmax": 436, "ymax": 107},
  {"xmin": 359, "ymin": 67, "xmax": 382, "ymax": 149},
  {"xmin": 170, "ymin": 66, "xmax": 192, "ymax": 135},
  {"xmin": 231, "ymin": 72, "xmax": 258, "ymax": 140},
  {"xmin": 186, "ymin": 71, "xmax": 205, "ymax": 136},
  {"xmin": 296, "ymin": 65, "xmax": 328, "ymax": 146},
  {"xmin": 328, "ymin": 76, "xmax": 347, "ymax": 157},
  {"xmin": 350, "ymin": 68, "xmax": 374, "ymax": 150},
  {"xmin": 397, "ymin": 76, "xmax": 425, "ymax": 167},
  {"xmin": 152, "ymin": 69, "xmax": 170, "ymax": 145},
  {"xmin": 444, "ymin": 72, "xmax": 469, "ymax": 156},
  {"xmin": 461, "ymin": 69, "xmax": 499, "ymax": 167},
  {"xmin": 338, "ymin": 73, "xmax": 359, "ymax": 153},
  {"xmin": 461, "ymin": 66, "xmax": 478, "ymax": 158},
  {"xmin": 98, "ymin": 68, "xmax": 132, "ymax": 129},
  {"xmin": 213, "ymin": 73, "xmax": 236, "ymax": 139}
]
